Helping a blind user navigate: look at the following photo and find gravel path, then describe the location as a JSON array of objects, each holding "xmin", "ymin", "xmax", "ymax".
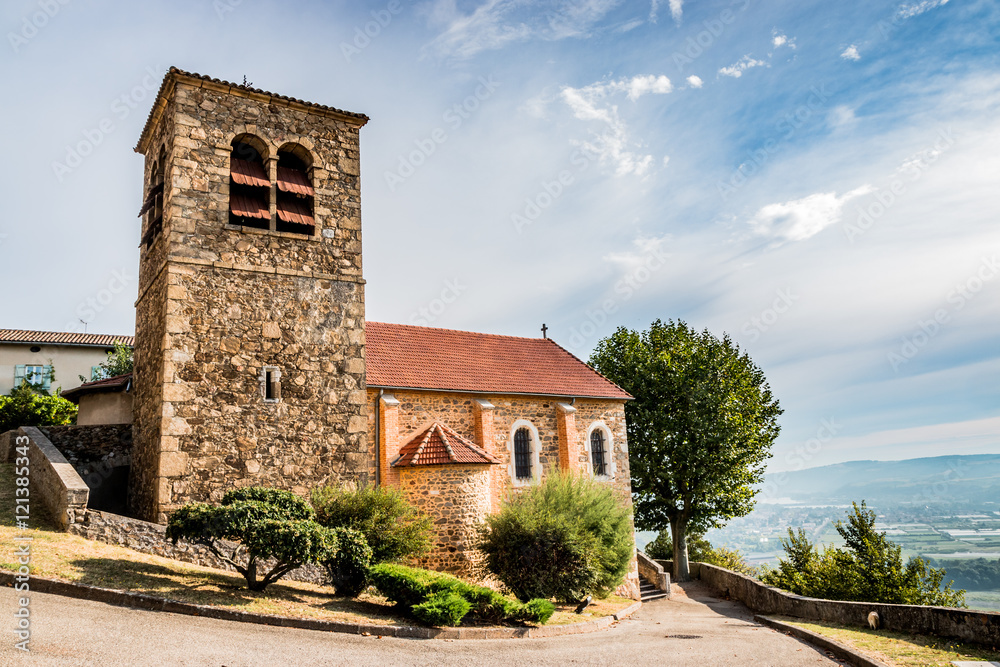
[{"xmin": 0, "ymin": 581, "xmax": 848, "ymax": 665}]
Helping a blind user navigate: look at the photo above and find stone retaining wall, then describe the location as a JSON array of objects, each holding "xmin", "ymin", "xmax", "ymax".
[
  {"xmin": 2, "ymin": 427, "xmax": 90, "ymax": 530},
  {"xmin": 690, "ymin": 561, "xmax": 1000, "ymax": 648},
  {"xmin": 41, "ymin": 424, "xmax": 132, "ymax": 513},
  {"xmin": 67, "ymin": 508, "xmax": 327, "ymax": 585}
]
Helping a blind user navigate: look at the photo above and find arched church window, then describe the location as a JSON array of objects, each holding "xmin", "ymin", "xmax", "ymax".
[
  {"xmin": 229, "ymin": 135, "xmax": 270, "ymax": 230},
  {"xmin": 275, "ymin": 144, "xmax": 315, "ymax": 235}
]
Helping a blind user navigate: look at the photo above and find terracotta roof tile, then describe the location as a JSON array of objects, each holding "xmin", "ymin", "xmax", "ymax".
[
  {"xmin": 394, "ymin": 422, "xmax": 500, "ymax": 467},
  {"xmin": 365, "ymin": 322, "xmax": 631, "ymax": 400},
  {"xmin": 0, "ymin": 330, "xmax": 134, "ymax": 347}
]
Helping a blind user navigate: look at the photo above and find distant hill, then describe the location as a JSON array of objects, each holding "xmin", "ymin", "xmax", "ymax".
[{"xmin": 760, "ymin": 454, "xmax": 1000, "ymax": 505}]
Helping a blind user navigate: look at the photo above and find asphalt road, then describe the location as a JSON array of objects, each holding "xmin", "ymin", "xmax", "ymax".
[{"xmin": 0, "ymin": 581, "xmax": 847, "ymax": 666}]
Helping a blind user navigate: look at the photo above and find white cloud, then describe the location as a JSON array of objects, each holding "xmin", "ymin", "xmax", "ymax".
[
  {"xmin": 686, "ymin": 75, "xmax": 703, "ymax": 88},
  {"xmin": 749, "ymin": 185, "xmax": 875, "ymax": 243},
  {"xmin": 423, "ymin": 0, "xmax": 623, "ymax": 59},
  {"xmin": 841, "ymin": 44, "xmax": 861, "ymax": 61},
  {"xmin": 668, "ymin": 0, "xmax": 683, "ymax": 24},
  {"xmin": 603, "ymin": 235, "xmax": 672, "ymax": 270},
  {"xmin": 771, "ymin": 31, "xmax": 795, "ymax": 49},
  {"xmin": 772, "ymin": 34, "xmax": 787, "ymax": 48},
  {"xmin": 559, "ymin": 75, "xmax": 673, "ymax": 176},
  {"xmin": 648, "ymin": 0, "xmax": 660, "ymax": 23},
  {"xmin": 719, "ymin": 55, "xmax": 767, "ymax": 78},
  {"xmin": 896, "ymin": 0, "xmax": 950, "ymax": 20}
]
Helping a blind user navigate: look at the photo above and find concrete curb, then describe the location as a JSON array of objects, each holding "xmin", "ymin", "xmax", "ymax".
[
  {"xmin": 0, "ymin": 571, "xmax": 641, "ymax": 640},
  {"xmin": 755, "ymin": 615, "xmax": 891, "ymax": 667}
]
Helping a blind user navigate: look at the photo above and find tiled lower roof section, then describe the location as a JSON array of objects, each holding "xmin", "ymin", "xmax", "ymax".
[
  {"xmin": 393, "ymin": 422, "xmax": 501, "ymax": 467},
  {"xmin": 0, "ymin": 330, "xmax": 134, "ymax": 347},
  {"xmin": 61, "ymin": 373, "xmax": 132, "ymax": 403},
  {"xmin": 365, "ymin": 322, "xmax": 632, "ymax": 400}
]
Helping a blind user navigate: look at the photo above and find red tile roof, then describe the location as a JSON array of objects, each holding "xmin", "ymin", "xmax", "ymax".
[
  {"xmin": 394, "ymin": 422, "xmax": 500, "ymax": 467},
  {"xmin": 0, "ymin": 330, "xmax": 134, "ymax": 347},
  {"xmin": 365, "ymin": 322, "xmax": 631, "ymax": 400},
  {"xmin": 61, "ymin": 373, "xmax": 132, "ymax": 403}
]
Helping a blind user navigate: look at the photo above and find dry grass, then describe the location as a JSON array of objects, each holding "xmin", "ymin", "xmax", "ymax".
[
  {"xmin": 0, "ymin": 463, "xmax": 634, "ymax": 629},
  {"xmin": 776, "ymin": 616, "xmax": 1000, "ymax": 667}
]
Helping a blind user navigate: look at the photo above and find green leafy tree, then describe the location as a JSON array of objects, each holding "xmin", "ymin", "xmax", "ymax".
[
  {"xmin": 761, "ymin": 501, "xmax": 967, "ymax": 607},
  {"xmin": 0, "ymin": 383, "xmax": 78, "ymax": 433},
  {"xmin": 590, "ymin": 319, "xmax": 782, "ymax": 581},
  {"xmin": 310, "ymin": 484, "xmax": 430, "ymax": 595},
  {"xmin": 477, "ymin": 472, "xmax": 633, "ymax": 602},
  {"xmin": 166, "ymin": 487, "xmax": 359, "ymax": 591},
  {"xmin": 645, "ymin": 530, "xmax": 758, "ymax": 576},
  {"xmin": 81, "ymin": 340, "xmax": 133, "ymax": 382}
]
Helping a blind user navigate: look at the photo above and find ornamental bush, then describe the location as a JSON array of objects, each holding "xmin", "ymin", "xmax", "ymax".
[
  {"xmin": 0, "ymin": 384, "xmax": 77, "ymax": 433},
  {"xmin": 311, "ymin": 484, "xmax": 430, "ymax": 595},
  {"xmin": 369, "ymin": 563, "xmax": 555, "ymax": 627},
  {"xmin": 166, "ymin": 487, "xmax": 355, "ymax": 591},
  {"xmin": 477, "ymin": 472, "xmax": 633, "ymax": 603}
]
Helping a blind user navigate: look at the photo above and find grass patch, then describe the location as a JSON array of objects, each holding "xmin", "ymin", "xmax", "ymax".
[
  {"xmin": 0, "ymin": 464, "xmax": 634, "ymax": 628},
  {"xmin": 775, "ymin": 616, "xmax": 1000, "ymax": 667}
]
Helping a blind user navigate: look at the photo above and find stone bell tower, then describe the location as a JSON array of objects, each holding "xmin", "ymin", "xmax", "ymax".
[{"xmin": 129, "ymin": 67, "xmax": 369, "ymax": 522}]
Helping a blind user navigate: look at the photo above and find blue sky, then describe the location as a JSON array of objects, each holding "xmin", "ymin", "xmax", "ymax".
[{"xmin": 1, "ymin": 0, "xmax": 997, "ymax": 473}]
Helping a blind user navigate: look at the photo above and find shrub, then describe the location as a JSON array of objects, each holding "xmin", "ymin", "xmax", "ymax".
[
  {"xmin": 166, "ymin": 487, "xmax": 344, "ymax": 591},
  {"xmin": 311, "ymin": 484, "xmax": 430, "ymax": 595},
  {"xmin": 645, "ymin": 530, "xmax": 758, "ymax": 576},
  {"xmin": 82, "ymin": 340, "xmax": 133, "ymax": 382},
  {"xmin": 477, "ymin": 472, "xmax": 633, "ymax": 602},
  {"xmin": 760, "ymin": 501, "xmax": 967, "ymax": 607},
  {"xmin": 323, "ymin": 527, "xmax": 374, "ymax": 596},
  {"xmin": 369, "ymin": 563, "xmax": 554, "ymax": 627},
  {"xmin": 411, "ymin": 591, "xmax": 471, "ymax": 627},
  {"xmin": 643, "ymin": 530, "xmax": 672, "ymax": 561},
  {"xmin": 0, "ymin": 384, "xmax": 77, "ymax": 433}
]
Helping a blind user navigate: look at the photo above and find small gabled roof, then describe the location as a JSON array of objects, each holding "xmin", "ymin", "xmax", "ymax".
[
  {"xmin": 393, "ymin": 422, "xmax": 501, "ymax": 467},
  {"xmin": 0, "ymin": 330, "xmax": 134, "ymax": 348},
  {"xmin": 61, "ymin": 373, "xmax": 133, "ymax": 403},
  {"xmin": 365, "ymin": 322, "xmax": 632, "ymax": 400}
]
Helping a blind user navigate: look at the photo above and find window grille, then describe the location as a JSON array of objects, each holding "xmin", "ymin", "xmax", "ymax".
[
  {"xmin": 591, "ymin": 429, "xmax": 607, "ymax": 476},
  {"xmin": 514, "ymin": 427, "xmax": 532, "ymax": 480}
]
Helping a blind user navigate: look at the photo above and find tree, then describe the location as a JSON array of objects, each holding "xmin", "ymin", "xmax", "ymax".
[
  {"xmin": 166, "ymin": 487, "xmax": 360, "ymax": 591},
  {"xmin": 81, "ymin": 340, "xmax": 133, "ymax": 382},
  {"xmin": 0, "ymin": 383, "xmax": 78, "ymax": 433},
  {"xmin": 476, "ymin": 472, "xmax": 634, "ymax": 602},
  {"xmin": 762, "ymin": 501, "xmax": 966, "ymax": 607},
  {"xmin": 590, "ymin": 319, "xmax": 782, "ymax": 581}
]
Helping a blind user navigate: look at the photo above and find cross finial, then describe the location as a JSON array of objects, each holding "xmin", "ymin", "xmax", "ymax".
[{"xmin": 541, "ymin": 323, "xmax": 548, "ymax": 339}]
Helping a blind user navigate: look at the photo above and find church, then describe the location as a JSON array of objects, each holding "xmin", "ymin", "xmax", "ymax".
[{"xmin": 126, "ymin": 67, "xmax": 638, "ymax": 593}]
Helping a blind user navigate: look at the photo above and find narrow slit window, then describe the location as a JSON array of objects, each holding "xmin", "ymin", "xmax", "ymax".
[
  {"xmin": 514, "ymin": 427, "xmax": 532, "ymax": 480},
  {"xmin": 590, "ymin": 430, "xmax": 607, "ymax": 477},
  {"xmin": 140, "ymin": 149, "xmax": 165, "ymax": 248},
  {"xmin": 262, "ymin": 367, "xmax": 281, "ymax": 403}
]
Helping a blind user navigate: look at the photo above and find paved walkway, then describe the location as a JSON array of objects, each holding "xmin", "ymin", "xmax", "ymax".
[{"xmin": 0, "ymin": 581, "xmax": 847, "ymax": 665}]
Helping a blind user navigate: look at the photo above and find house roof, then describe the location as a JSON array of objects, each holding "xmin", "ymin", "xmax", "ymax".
[
  {"xmin": 0, "ymin": 330, "xmax": 134, "ymax": 348},
  {"xmin": 136, "ymin": 67, "xmax": 369, "ymax": 154},
  {"xmin": 365, "ymin": 322, "xmax": 632, "ymax": 400},
  {"xmin": 393, "ymin": 422, "xmax": 501, "ymax": 467},
  {"xmin": 61, "ymin": 373, "xmax": 133, "ymax": 403}
]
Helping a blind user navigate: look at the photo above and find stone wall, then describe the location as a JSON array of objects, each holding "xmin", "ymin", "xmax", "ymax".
[
  {"xmin": 398, "ymin": 464, "xmax": 493, "ymax": 576},
  {"xmin": 68, "ymin": 508, "xmax": 326, "ymax": 585},
  {"xmin": 2, "ymin": 427, "xmax": 89, "ymax": 530},
  {"xmin": 41, "ymin": 424, "xmax": 132, "ymax": 514},
  {"xmin": 132, "ymin": 70, "xmax": 369, "ymax": 522},
  {"xmin": 691, "ymin": 561, "xmax": 1000, "ymax": 648}
]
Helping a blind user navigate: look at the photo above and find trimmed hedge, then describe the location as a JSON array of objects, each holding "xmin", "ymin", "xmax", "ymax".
[{"xmin": 369, "ymin": 563, "xmax": 555, "ymax": 627}]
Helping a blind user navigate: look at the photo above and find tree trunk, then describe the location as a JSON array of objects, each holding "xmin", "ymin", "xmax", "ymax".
[{"xmin": 671, "ymin": 520, "xmax": 691, "ymax": 582}]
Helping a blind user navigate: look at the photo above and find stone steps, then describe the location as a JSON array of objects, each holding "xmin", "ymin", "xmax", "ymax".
[{"xmin": 639, "ymin": 575, "xmax": 669, "ymax": 602}]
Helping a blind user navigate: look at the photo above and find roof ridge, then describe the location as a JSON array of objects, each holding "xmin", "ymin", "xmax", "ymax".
[
  {"xmin": 542, "ymin": 337, "xmax": 634, "ymax": 400},
  {"xmin": 366, "ymin": 321, "xmax": 551, "ymax": 344}
]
